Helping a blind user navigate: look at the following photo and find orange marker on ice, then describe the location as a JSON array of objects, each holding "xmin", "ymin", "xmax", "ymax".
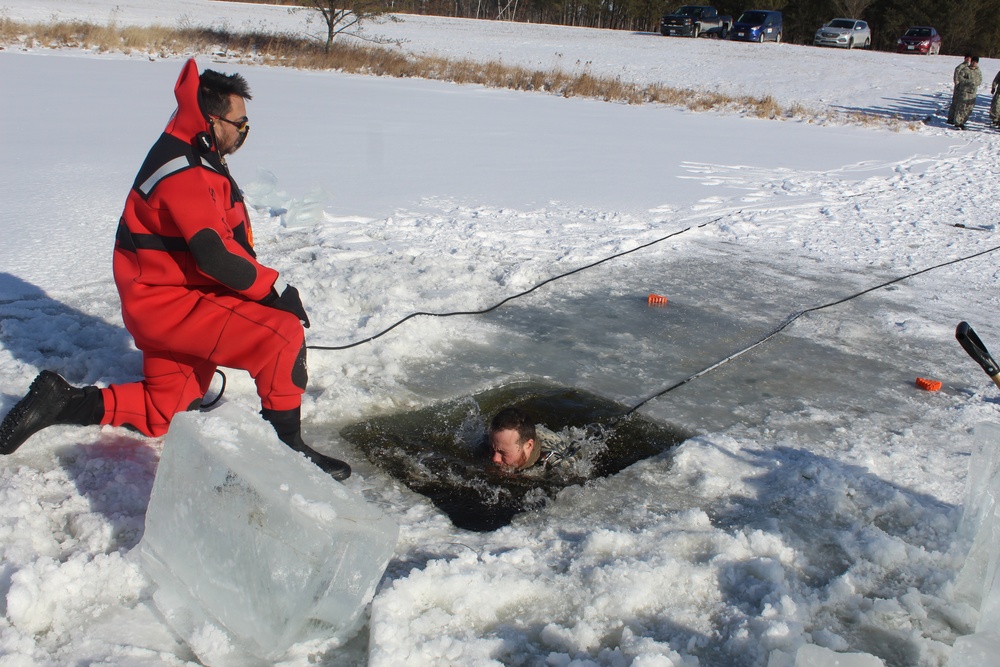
[
  {"xmin": 915, "ymin": 377, "xmax": 942, "ymax": 391},
  {"xmin": 648, "ymin": 294, "xmax": 668, "ymax": 306}
]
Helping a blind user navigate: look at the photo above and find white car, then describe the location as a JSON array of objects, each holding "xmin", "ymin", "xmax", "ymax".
[{"xmin": 814, "ymin": 18, "xmax": 871, "ymax": 49}]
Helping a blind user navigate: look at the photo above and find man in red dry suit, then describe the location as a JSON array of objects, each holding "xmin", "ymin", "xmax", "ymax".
[{"xmin": 0, "ymin": 59, "xmax": 350, "ymax": 480}]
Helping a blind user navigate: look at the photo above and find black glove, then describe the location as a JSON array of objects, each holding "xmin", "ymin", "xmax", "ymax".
[{"xmin": 261, "ymin": 278, "xmax": 310, "ymax": 328}]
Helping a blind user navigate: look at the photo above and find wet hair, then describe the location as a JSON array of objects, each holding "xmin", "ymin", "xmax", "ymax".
[
  {"xmin": 489, "ymin": 407, "xmax": 536, "ymax": 444},
  {"xmin": 972, "ymin": 56, "xmax": 980, "ymax": 63},
  {"xmin": 198, "ymin": 69, "xmax": 253, "ymax": 117}
]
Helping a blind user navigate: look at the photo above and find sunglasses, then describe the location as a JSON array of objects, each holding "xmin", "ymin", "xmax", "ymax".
[{"xmin": 213, "ymin": 115, "xmax": 249, "ymax": 133}]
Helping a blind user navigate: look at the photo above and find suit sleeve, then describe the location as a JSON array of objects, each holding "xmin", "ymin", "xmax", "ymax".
[{"xmin": 160, "ymin": 167, "xmax": 278, "ymax": 300}]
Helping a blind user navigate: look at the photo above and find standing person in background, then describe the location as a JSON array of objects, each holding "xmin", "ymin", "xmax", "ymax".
[
  {"xmin": 990, "ymin": 67, "xmax": 1000, "ymax": 128},
  {"xmin": 954, "ymin": 56, "xmax": 982, "ymax": 131},
  {"xmin": 949, "ymin": 54, "xmax": 972, "ymax": 125},
  {"xmin": 0, "ymin": 59, "xmax": 351, "ymax": 480}
]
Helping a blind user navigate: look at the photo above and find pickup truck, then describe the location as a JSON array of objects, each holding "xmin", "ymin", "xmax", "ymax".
[{"xmin": 659, "ymin": 5, "xmax": 731, "ymax": 38}]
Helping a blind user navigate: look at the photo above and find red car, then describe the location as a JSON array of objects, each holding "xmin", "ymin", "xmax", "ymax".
[{"xmin": 896, "ymin": 26, "xmax": 942, "ymax": 55}]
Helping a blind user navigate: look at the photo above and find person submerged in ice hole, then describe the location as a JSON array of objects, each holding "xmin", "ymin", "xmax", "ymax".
[{"xmin": 487, "ymin": 406, "xmax": 579, "ymax": 472}]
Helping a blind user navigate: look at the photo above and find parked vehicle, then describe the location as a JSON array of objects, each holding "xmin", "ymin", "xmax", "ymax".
[
  {"xmin": 814, "ymin": 18, "xmax": 871, "ymax": 49},
  {"xmin": 659, "ymin": 6, "xmax": 732, "ymax": 39},
  {"xmin": 896, "ymin": 26, "xmax": 942, "ymax": 55},
  {"xmin": 729, "ymin": 10, "xmax": 782, "ymax": 43}
]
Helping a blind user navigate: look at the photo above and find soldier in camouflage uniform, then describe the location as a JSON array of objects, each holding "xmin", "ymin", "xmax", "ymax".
[
  {"xmin": 954, "ymin": 56, "xmax": 982, "ymax": 130},
  {"xmin": 949, "ymin": 54, "xmax": 972, "ymax": 125},
  {"xmin": 990, "ymin": 69, "xmax": 1000, "ymax": 128}
]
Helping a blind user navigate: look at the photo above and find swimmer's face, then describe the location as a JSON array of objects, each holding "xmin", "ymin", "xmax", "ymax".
[{"xmin": 489, "ymin": 428, "xmax": 534, "ymax": 470}]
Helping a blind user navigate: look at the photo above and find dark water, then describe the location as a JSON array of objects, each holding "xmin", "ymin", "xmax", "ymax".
[{"xmin": 340, "ymin": 381, "xmax": 692, "ymax": 531}]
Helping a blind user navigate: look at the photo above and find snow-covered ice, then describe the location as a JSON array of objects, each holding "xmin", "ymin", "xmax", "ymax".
[{"xmin": 2, "ymin": 1, "xmax": 1000, "ymax": 665}]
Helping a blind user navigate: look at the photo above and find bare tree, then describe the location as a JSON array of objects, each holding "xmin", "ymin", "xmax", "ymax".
[
  {"xmin": 496, "ymin": 0, "xmax": 519, "ymax": 21},
  {"xmin": 296, "ymin": 0, "xmax": 401, "ymax": 51},
  {"xmin": 832, "ymin": 0, "xmax": 873, "ymax": 20}
]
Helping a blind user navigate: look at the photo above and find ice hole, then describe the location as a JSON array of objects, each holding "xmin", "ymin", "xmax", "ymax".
[{"xmin": 341, "ymin": 380, "xmax": 692, "ymax": 531}]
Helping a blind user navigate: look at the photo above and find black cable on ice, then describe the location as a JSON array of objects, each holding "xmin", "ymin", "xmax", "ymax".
[
  {"xmin": 306, "ymin": 214, "xmax": 729, "ymax": 351},
  {"xmin": 618, "ymin": 241, "xmax": 1000, "ymax": 418}
]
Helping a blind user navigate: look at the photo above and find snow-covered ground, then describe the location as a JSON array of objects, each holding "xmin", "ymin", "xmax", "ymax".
[
  {"xmin": 0, "ymin": 0, "xmax": 986, "ymax": 115},
  {"xmin": 2, "ymin": 2, "xmax": 1000, "ymax": 666}
]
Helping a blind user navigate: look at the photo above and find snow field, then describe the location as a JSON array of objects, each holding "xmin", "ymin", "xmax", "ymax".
[{"xmin": 3, "ymin": 2, "xmax": 1000, "ymax": 665}]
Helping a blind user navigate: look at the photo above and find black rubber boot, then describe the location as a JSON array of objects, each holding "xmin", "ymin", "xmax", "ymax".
[
  {"xmin": 0, "ymin": 371, "xmax": 104, "ymax": 455},
  {"xmin": 261, "ymin": 407, "xmax": 351, "ymax": 481}
]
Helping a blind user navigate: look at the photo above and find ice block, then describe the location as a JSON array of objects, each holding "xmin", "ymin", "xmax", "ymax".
[
  {"xmin": 949, "ymin": 422, "xmax": 1000, "ymax": 667},
  {"xmin": 137, "ymin": 403, "xmax": 397, "ymax": 666}
]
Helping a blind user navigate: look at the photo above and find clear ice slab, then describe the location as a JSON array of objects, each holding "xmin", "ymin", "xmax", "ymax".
[
  {"xmin": 949, "ymin": 422, "xmax": 1000, "ymax": 667},
  {"xmin": 137, "ymin": 403, "xmax": 397, "ymax": 666}
]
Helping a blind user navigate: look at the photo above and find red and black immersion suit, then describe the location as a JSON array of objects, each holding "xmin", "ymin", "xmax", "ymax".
[{"xmin": 99, "ymin": 59, "xmax": 306, "ymax": 437}]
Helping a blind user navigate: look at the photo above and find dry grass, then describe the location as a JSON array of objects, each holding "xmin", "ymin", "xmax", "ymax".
[{"xmin": 0, "ymin": 17, "xmax": 909, "ymax": 128}]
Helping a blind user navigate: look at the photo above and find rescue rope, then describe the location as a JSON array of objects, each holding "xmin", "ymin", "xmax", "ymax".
[
  {"xmin": 617, "ymin": 241, "xmax": 1000, "ymax": 419},
  {"xmin": 306, "ymin": 213, "xmax": 730, "ymax": 351},
  {"xmin": 202, "ymin": 370, "xmax": 227, "ymax": 409},
  {"xmin": 207, "ymin": 213, "xmax": 729, "ymax": 407},
  {"xmin": 207, "ymin": 217, "xmax": 1000, "ymax": 413}
]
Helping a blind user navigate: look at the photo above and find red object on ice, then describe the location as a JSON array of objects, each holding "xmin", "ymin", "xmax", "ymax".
[{"xmin": 915, "ymin": 377, "xmax": 942, "ymax": 391}]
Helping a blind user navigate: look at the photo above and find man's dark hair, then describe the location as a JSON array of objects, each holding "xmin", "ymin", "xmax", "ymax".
[
  {"xmin": 489, "ymin": 407, "xmax": 536, "ymax": 443},
  {"xmin": 199, "ymin": 69, "xmax": 252, "ymax": 117},
  {"xmin": 972, "ymin": 56, "xmax": 981, "ymax": 63}
]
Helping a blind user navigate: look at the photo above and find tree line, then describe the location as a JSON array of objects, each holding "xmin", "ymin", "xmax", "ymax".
[{"xmin": 379, "ymin": 0, "xmax": 1000, "ymax": 57}]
